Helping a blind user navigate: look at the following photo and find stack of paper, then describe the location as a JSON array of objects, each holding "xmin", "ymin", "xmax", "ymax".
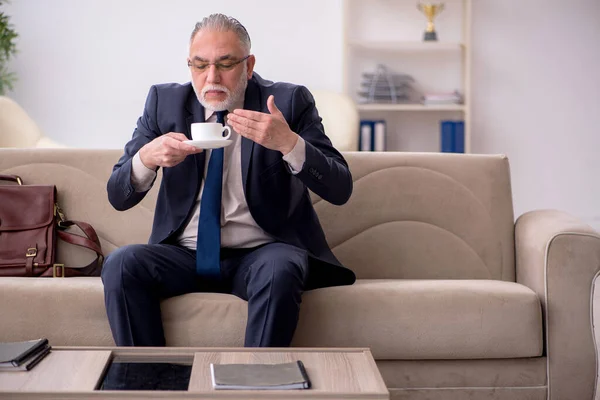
[
  {"xmin": 0, "ymin": 338, "xmax": 51, "ymax": 371},
  {"xmin": 358, "ymin": 64, "xmax": 420, "ymax": 104},
  {"xmin": 423, "ymin": 91, "xmax": 463, "ymax": 105}
]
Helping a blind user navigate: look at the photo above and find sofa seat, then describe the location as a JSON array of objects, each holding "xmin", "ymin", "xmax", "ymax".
[
  {"xmin": 294, "ymin": 279, "xmax": 543, "ymax": 359},
  {"xmin": 0, "ymin": 277, "xmax": 541, "ymax": 360}
]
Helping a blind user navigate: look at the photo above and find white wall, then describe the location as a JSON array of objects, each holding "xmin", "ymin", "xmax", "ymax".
[
  {"xmin": 4, "ymin": 0, "xmax": 600, "ymax": 228},
  {"xmin": 470, "ymin": 0, "xmax": 600, "ymax": 227},
  {"xmin": 4, "ymin": 0, "xmax": 343, "ymax": 148}
]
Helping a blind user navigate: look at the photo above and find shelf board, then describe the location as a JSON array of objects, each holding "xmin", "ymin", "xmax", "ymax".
[
  {"xmin": 357, "ymin": 104, "xmax": 465, "ymax": 112},
  {"xmin": 348, "ymin": 41, "xmax": 464, "ymax": 52}
]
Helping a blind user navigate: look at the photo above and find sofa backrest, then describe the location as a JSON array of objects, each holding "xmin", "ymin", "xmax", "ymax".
[
  {"xmin": 0, "ymin": 149, "xmax": 515, "ymax": 281},
  {"xmin": 314, "ymin": 152, "xmax": 515, "ymax": 281}
]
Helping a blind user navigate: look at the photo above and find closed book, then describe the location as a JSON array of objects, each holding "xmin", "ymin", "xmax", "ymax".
[
  {"xmin": 440, "ymin": 120, "xmax": 455, "ymax": 152},
  {"xmin": 374, "ymin": 120, "xmax": 386, "ymax": 151},
  {"xmin": 210, "ymin": 360, "xmax": 311, "ymax": 390},
  {"xmin": 0, "ymin": 344, "xmax": 51, "ymax": 371},
  {"xmin": 454, "ymin": 121, "xmax": 465, "ymax": 153},
  {"xmin": 359, "ymin": 120, "xmax": 374, "ymax": 151},
  {"xmin": 0, "ymin": 338, "xmax": 49, "ymax": 368}
]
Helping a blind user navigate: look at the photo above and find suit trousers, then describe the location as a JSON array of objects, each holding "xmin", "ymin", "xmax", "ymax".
[{"xmin": 101, "ymin": 242, "xmax": 309, "ymax": 347}]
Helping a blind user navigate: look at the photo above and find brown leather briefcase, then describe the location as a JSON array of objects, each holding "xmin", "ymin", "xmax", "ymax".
[{"xmin": 0, "ymin": 174, "xmax": 103, "ymax": 277}]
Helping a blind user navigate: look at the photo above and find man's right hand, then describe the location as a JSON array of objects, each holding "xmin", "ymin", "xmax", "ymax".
[{"xmin": 139, "ymin": 132, "xmax": 202, "ymax": 170}]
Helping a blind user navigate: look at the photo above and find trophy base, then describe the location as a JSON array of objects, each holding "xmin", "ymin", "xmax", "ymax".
[{"xmin": 423, "ymin": 31, "xmax": 438, "ymax": 41}]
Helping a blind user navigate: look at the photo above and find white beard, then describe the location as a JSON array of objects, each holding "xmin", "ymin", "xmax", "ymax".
[{"xmin": 194, "ymin": 63, "xmax": 248, "ymax": 112}]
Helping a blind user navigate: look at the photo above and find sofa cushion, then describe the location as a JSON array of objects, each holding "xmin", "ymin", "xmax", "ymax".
[
  {"xmin": 295, "ymin": 279, "xmax": 542, "ymax": 359},
  {"xmin": 0, "ymin": 277, "xmax": 114, "ymax": 346},
  {"xmin": 0, "ymin": 277, "xmax": 541, "ymax": 360}
]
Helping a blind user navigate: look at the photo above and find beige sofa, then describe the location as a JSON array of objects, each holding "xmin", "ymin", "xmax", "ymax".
[{"xmin": 1, "ymin": 148, "xmax": 598, "ymax": 400}]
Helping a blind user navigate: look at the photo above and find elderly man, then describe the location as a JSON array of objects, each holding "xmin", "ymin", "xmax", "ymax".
[{"xmin": 102, "ymin": 13, "xmax": 355, "ymax": 347}]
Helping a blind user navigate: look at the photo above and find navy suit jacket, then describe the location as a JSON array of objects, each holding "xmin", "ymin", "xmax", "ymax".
[{"xmin": 107, "ymin": 73, "xmax": 356, "ymax": 289}]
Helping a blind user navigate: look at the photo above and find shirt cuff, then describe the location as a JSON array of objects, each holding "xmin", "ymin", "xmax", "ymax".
[
  {"xmin": 282, "ymin": 136, "xmax": 306, "ymax": 175},
  {"xmin": 131, "ymin": 151, "xmax": 156, "ymax": 192}
]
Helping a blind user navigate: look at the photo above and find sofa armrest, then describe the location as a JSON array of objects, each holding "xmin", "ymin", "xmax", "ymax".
[{"xmin": 516, "ymin": 209, "xmax": 600, "ymax": 399}]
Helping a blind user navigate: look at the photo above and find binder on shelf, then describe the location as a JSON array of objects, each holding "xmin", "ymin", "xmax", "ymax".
[
  {"xmin": 454, "ymin": 121, "xmax": 465, "ymax": 153},
  {"xmin": 440, "ymin": 120, "xmax": 465, "ymax": 153},
  {"xmin": 359, "ymin": 120, "xmax": 374, "ymax": 151},
  {"xmin": 373, "ymin": 120, "xmax": 386, "ymax": 151},
  {"xmin": 440, "ymin": 120, "xmax": 455, "ymax": 153}
]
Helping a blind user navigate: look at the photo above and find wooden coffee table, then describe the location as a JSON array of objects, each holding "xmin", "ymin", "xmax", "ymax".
[{"xmin": 0, "ymin": 347, "xmax": 389, "ymax": 399}]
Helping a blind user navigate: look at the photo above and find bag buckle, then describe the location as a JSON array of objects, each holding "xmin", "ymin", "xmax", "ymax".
[
  {"xmin": 53, "ymin": 264, "xmax": 65, "ymax": 278},
  {"xmin": 54, "ymin": 203, "xmax": 67, "ymax": 228},
  {"xmin": 26, "ymin": 248, "xmax": 37, "ymax": 257}
]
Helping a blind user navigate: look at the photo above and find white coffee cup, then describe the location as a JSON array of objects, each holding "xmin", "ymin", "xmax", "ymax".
[{"xmin": 191, "ymin": 122, "xmax": 231, "ymax": 141}]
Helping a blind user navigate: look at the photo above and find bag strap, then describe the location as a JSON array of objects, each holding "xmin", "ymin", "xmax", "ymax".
[
  {"xmin": 0, "ymin": 174, "xmax": 23, "ymax": 185},
  {"xmin": 58, "ymin": 221, "xmax": 102, "ymax": 255},
  {"xmin": 55, "ymin": 220, "xmax": 104, "ymax": 277}
]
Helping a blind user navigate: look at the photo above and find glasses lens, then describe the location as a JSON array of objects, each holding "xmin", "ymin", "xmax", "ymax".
[
  {"xmin": 189, "ymin": 56, "xmax": 248, "ymax": 72},
  {"xmin": 216, "ymin": 62, "xmax": 238, "ymax": 71}
]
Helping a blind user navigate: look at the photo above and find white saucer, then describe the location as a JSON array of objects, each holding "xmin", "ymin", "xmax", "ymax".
[{"xmin": 183, "ymin": 139, "xmax": 232, "ymax": 149}]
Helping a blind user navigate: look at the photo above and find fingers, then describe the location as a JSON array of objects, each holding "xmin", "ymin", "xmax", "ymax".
[
  {"xmin": 231, "ymin": 96, "xmax": 283, "ymax": 120},
  {"xmin": 229, "ymin": 98, "xmax": 291, "ymax": 152},
  {"xmin": 159, "ymin": 154, "xmax": 187, "ymax": 167},
  {"xmin": 163, "ymin": 135, "xmax": 198, "ymax": 153},
  {"xmin": 232, "ymin": 108, "xmax": 268, "ymax": 122},
  {"xmin": 143, "ymin": 132, "xmax": 203, "ymax": 168},
  {"xmin": 228, "ymin": 118, "xmax": 264, "ymax": 141},
  {"xmin": 227, "ymin": 113, "xmax": 265, "ymax": 130},
  {"xmin": 164, "ymin": 132, "xmax": 190, "ymax": 142},
  {"xmin": 228, "ymin": 113, "xmax": 272, "ymax": 143}
]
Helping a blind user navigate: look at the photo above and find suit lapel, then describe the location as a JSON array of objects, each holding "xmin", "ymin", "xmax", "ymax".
[
  {"xmin": 241, "ymin": 78, "xmax": 261, "ymax": 192},
  {"xmin": 185, "ymin": 89, "xmax": 207, "ymax": 179}
]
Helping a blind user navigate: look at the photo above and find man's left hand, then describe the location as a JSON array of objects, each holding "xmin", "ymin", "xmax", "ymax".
[{"xmin": 228, "ymin": 95, "xmax": 299, "ymax": 155}]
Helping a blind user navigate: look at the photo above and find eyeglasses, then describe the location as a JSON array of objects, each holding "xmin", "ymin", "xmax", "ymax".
[{"xmin": 187, "ymin": 55, "xmax": 250, "ymax": 72}]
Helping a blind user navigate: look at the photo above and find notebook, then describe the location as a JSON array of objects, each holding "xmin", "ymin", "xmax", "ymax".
[
  {"xmin": 0, "ymin": 338, "xmax": 49, "ymax": 368},
  {"xmin": 210, "ymin": 360, "xmax": 311, "ymax": 390},
  {"xmin": 0, "ymin": 344, "xmax": 51, "ymax": 371}
]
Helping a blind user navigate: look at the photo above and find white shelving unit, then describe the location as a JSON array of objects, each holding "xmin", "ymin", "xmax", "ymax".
[
  {"xmin": 343, "ymin": 0, "xmax": 472, "ymax": 152},
  {"xmin": 348, "ymin": 41, "xmax": 464, "ymax": 52},
  {"xmin": 357, "ymin": 104, "xmax": 465, "ymax": 112}
]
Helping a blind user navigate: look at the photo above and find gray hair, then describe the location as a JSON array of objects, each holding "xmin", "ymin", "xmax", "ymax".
[{"xmin": 190, "ymin": 14, "xmax": 251, "ymax": 53}]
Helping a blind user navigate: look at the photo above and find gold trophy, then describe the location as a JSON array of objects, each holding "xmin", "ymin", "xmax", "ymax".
[{"xmin": 417, "ymin": 2, "xmax": 445, "ymax": 41}]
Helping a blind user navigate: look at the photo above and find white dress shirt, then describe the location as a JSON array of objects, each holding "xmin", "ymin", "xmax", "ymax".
[{"xmin": 130, "ymin": 100, "xmax": 306, "ymax": 250}]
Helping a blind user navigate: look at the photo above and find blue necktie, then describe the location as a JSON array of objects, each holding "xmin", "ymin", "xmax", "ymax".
[{"xmin": 196, "ymin": 110, "xmax": 227, "ymax": 278}]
